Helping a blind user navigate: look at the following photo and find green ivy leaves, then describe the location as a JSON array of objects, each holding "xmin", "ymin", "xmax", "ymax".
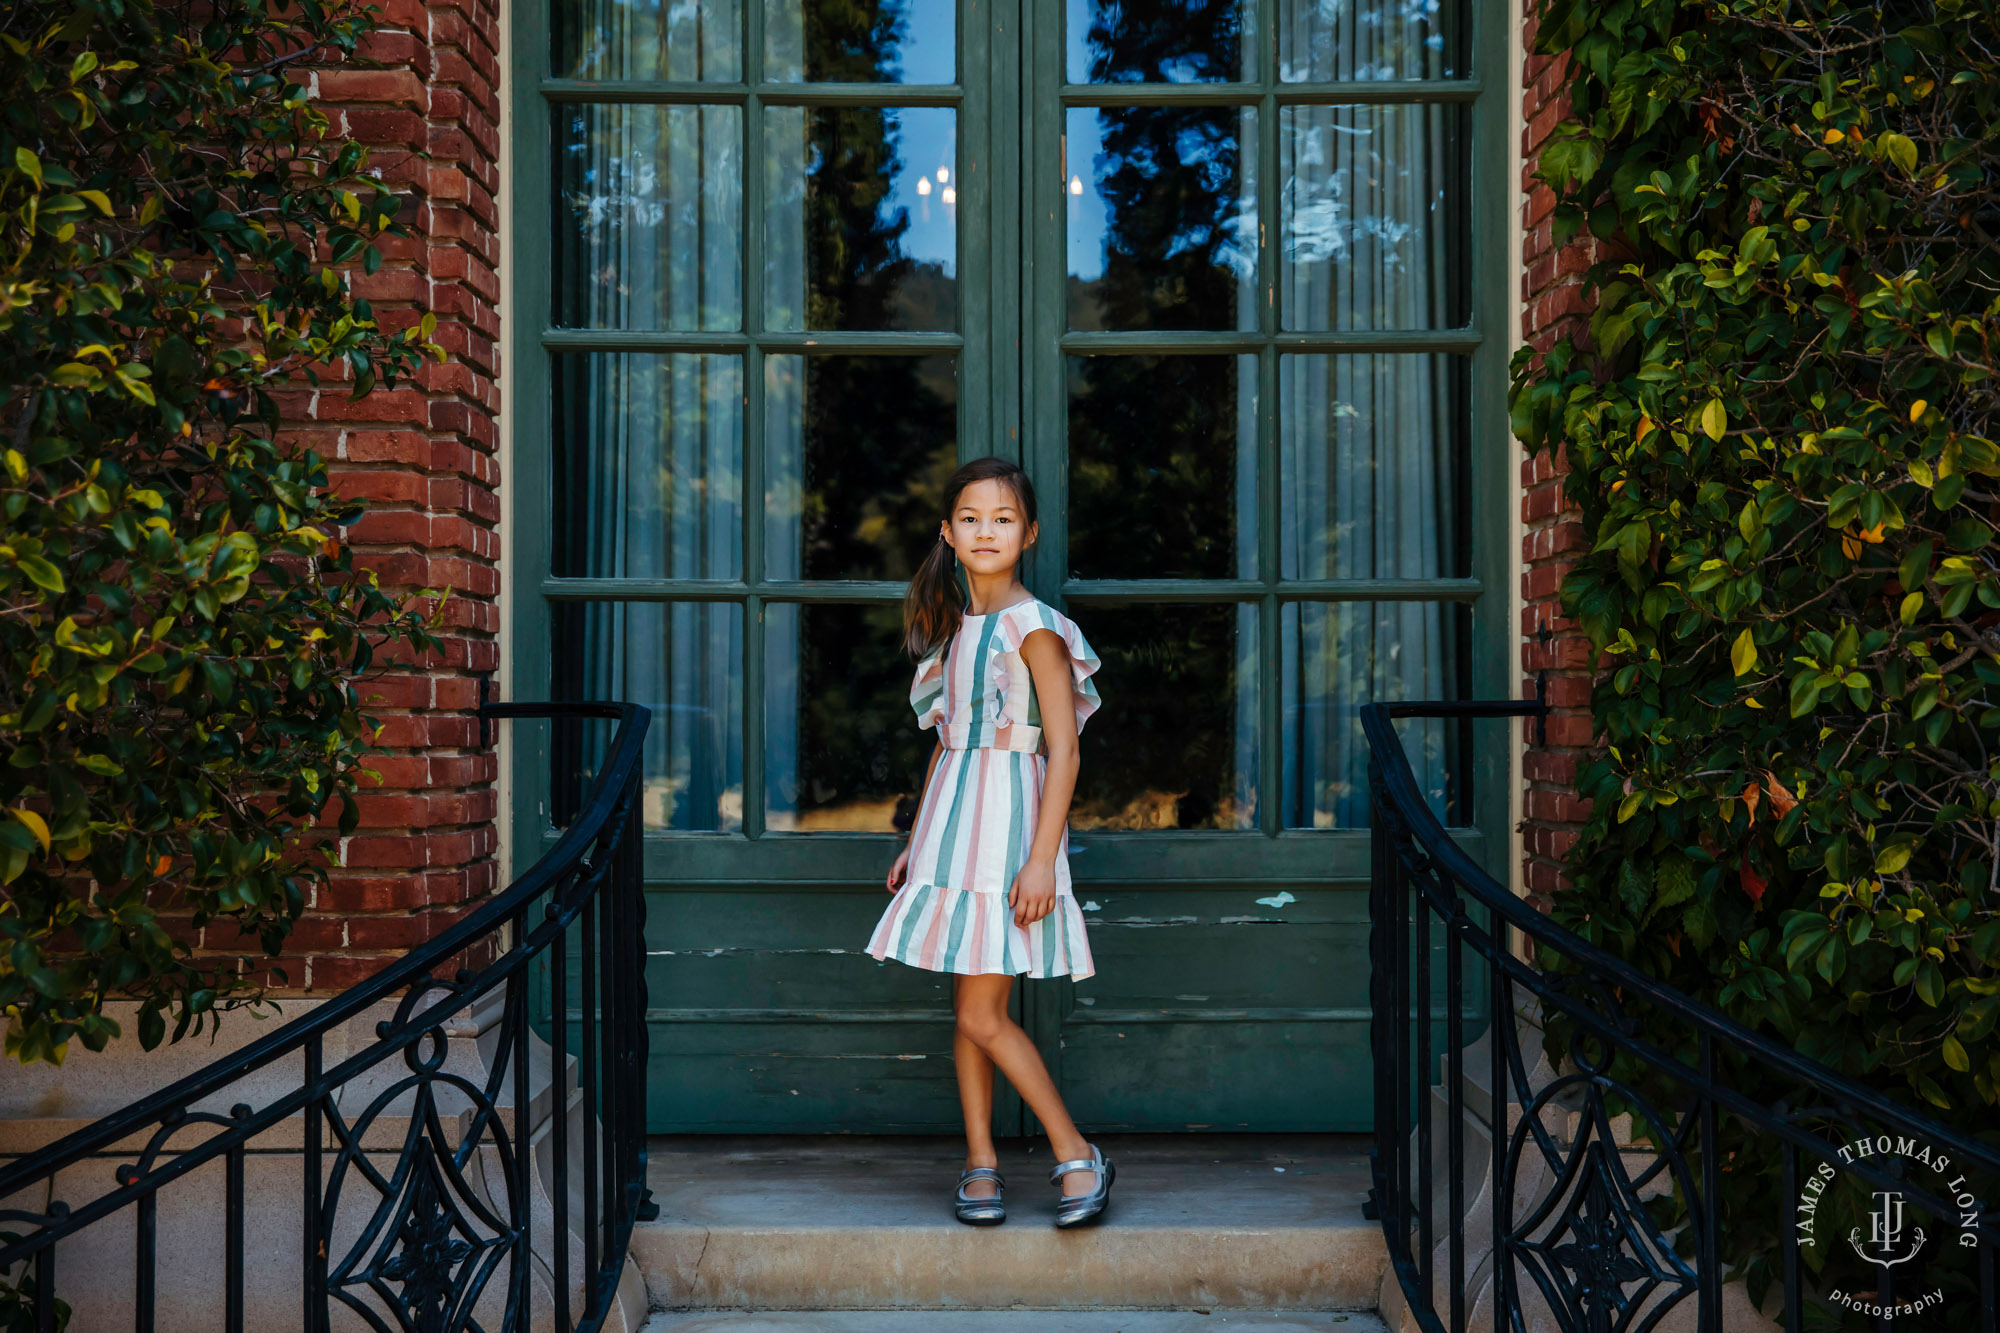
[{"xmin": 1511, "ymin": 0, "xmax": 2000, "ymax": 1302}]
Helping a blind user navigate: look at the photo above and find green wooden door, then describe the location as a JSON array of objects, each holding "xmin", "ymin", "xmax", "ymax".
[{"xmin": 509, "ymin": 0, "xmax": 1510, "ymax": 1132}]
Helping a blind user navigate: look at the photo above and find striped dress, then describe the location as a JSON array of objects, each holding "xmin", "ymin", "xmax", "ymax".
[{"xmin": 866, "ymin": 595, "xmax": 1103, "ymax": 981}]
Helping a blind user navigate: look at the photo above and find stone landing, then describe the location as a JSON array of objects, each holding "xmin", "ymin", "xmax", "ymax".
[{"xmin": 629, "ymin": 1135, "xmax": 1389, "ymax": 1317}]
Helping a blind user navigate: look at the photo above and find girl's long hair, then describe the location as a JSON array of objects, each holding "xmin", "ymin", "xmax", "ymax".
[{"xmin": 904, "ymin": 456, "xmax": 1039, "ymax": 661}]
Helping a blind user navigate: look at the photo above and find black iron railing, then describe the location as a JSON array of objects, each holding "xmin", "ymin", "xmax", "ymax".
[
  {"xmin": 1365, "ymin": 700, "xmax": 2000, "ymax": 1333},
  {"xmin": 0, "ymin": 701, "xmax": 651, "ymax": 1333}
]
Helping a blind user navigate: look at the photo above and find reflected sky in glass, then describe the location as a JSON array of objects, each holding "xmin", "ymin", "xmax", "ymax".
[{"xmin": 768, "ymin": 0, "xmax": 954, "ymax": 82}]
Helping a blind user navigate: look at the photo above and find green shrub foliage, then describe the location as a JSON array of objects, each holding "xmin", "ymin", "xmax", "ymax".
[
  {"xmin": 1514, "ymin": 0, "xmax": 2000, "ymax": 1307},
  {"xmin": 0, "ymin": 0, "xmax": 443, "ymax": 1064}
]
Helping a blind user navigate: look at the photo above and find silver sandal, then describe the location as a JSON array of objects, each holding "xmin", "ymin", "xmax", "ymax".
[
  {"xmin": 954, "ymin": 1166, "xmax": 1006, "ymax": 1225},
  {"xmin": 1049, "ymin": 1143, "xmax": 1114, "ymax": 1227}
]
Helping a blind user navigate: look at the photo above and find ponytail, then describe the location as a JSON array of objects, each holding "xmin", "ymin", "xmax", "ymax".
[
  {"xmin": 904, "ymin": 455, "xmax": 1039, "ymax": 661},
  {"xmin": 903, "ymin": 528, "xmax": 962, "ymax": 660}
]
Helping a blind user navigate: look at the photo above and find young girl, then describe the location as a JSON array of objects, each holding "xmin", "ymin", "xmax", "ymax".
[{"xmin": 865, "ymin": 456, "xmax": 1115, "ymax": 1229}]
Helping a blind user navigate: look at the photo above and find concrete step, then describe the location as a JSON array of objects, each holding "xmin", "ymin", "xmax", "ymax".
[
  {"xmin": 630, "ymin": 1136, "xmax": 1388, "ymax": 1313},
  {"xmin": 642, "ymin": 1313, "xmax": 1391, "ymax": 1332}
]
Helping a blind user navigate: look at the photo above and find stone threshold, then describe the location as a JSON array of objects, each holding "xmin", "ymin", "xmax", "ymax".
[{"xmin": 631, "ymin": 1134, "xmax": 1389, "ymax": 1314}]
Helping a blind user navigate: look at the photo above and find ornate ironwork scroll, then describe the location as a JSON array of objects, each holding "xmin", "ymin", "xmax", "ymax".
[
  {"xmin": 1363, "ymin": 700, "xmax": 2000, "ymax": 1333},
  {"xmin": 0, "ymin": 702, "xmax": 651, "ymax": 1333}
]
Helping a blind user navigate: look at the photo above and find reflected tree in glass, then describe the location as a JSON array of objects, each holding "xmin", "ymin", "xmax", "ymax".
[
  {"xmin": 766, "ymin": 105, "xmax": 957, "ymax": 332},
  {"xmin": 1067, "ymin": 0, "xmax": 1254, "ymax": 83},
  {"xmin": 1067, "ymin": 354, "xmax": 1257, "ymax": 580},
  {"xmin": 766, "ymin": 604, "xmax": 939, "ymax": 831},
  {"xmin": 1066, "ymin": 104, "xmax": 1256, "ymax": 331},
  {"xmin": 768, "ymin": 0, "xmax": 954, "ymax": 83},
  {"xmin": 1069, "ymin": 603, "xmax": 1259, "ymax": 830},
  {"xmin": 764, "ymin": 354, "xmax": 958, "ymax": 582}
]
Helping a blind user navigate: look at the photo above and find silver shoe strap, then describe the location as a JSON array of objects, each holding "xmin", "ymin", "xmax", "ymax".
[{"xmin": 1047, "ymin": 1155, "xmax": 1101, "ymax": 1183}]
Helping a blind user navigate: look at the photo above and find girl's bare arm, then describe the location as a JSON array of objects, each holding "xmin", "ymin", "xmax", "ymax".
[{"xmin": 1019, "ymin": 627, "xmax": 1080, "ymax": 867}]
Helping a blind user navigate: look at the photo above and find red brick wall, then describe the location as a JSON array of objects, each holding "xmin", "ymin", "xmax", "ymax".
[
  {"xmin": 258, "ymin": 0, "xmax": 504, "ymax": 991},
  {"xmin": 1518, "ymin": 10, "xmax": 1594, "ymax": 912}
]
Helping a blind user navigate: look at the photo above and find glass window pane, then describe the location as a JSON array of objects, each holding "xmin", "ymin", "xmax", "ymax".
[
  {"xmin": 552, "ymin": 601, "xmax": 745, "ymax": 831},
  {"xmin": 1067, "ymin": 354, "xmax": 1257, "ymax": 580},
  {"xmin": 1281, "ymin": 601, "xmax": 1469, "ymax": 828},
  {"xmin": 766, "ymin": 0, "xmax": 955, "ymax": 82},
  {"xmin": 764, "ymin": 603, "xmax": 937, "ymax": 831},
  {"xmin": 1066, "ymin": 105, "xmax": 1256, "ymax": 332},
  {"xmin": 555, "ymin": 103, "xmax": 742, "ymax": 331},
  {"xmin": 554, "ymin": 0, "xmax": 741, "ymax": 80},
  {"xmin": 765, "ymin": 106, "xmax": 957, "ymax": 332},
  {"xmin": 1279, "ymin": 354, "xmax": 1466, "ymax": 581},
  {"xmin": 1280, "ymin": 104, "xmax": 1465, "ymax": 331},
  {"xmin": 1278, "ymin": 0, "xmax": 1462, "ymax": 82},
  {"xmin": 1069, "ymin": 603, "xmax": 1259, "ymax": 830},
  {"xmin": 552, "ymin": 353, "xmax": 744, "ymax": 580},
  {"xmin": 764, "ymin": 354, "xmax": 957, "ymax": 581},
  {"xmin": 1067, "ymin": 0, "xmax": 1255, "ymax": 83}
]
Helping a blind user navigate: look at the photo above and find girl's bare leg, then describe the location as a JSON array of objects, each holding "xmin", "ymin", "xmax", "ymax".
[
  {"xmin": 948, "ymin": 976, "xmax": 1000, "ymax": 1192},
  {"xmin": 953, "ymin": 973, "xmax": 1098, "ymax": 1197},
  {"xmin": 951, "ymin": 974, "xmax": 1001, "ymax": 1197}
]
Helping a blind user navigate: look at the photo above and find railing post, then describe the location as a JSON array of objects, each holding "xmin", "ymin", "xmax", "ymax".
[{"xmin": 303, "ymin": 1036, "xmax": 323, "ymax": 1333}]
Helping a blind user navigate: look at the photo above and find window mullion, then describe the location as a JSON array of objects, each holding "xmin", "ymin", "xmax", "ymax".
[
  {"xmin": 743, "ymin": 0, "xmax": 766, "ymax": 840},
  {"xmin": 1258, "ymin": 0, "xmax": 1280, "ymax": 836}
]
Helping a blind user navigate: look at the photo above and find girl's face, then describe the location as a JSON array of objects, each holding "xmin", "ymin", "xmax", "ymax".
[{"xmin": 940, "ymin": 478, "xmax": 1036, "ymax": 579}]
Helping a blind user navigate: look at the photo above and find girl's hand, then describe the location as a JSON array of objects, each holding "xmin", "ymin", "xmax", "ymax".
[
  {"xmin": 1008, "ymin": 859, "xmax": 1058, "ymax": 927},
  {"xmin": 886, "ymin": 845, "xmax": 911, "ymax": 893}
]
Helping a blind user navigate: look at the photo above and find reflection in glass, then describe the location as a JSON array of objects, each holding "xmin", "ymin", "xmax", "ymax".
[
  {"xmin": 1278, "ymin": 0, "xmax": 1461, "ymax": 82},
  {"xmin": 1066, "ymin": 106, "xmax": 1256, "ymax": 331},
  {"xmin": 1280, "ymin": 104, "xmax": 1463, "ymax": 330},
  {"xmin": 765, "ymin": 106, "xmax": 956, "ymax": 332},
  {"xmin": 1281, "ymin": 601, "xmax": 1468, "ymax": 827},
  {"xmin": 767, "ymin": 0, "xmax": 955, "ymax": 82},
  {"xmin": 1067, "ymin": 355, "xmax": 1257, "ymax": 579},
  {"xmin": 1279, "ymin": 354, "xmax": 1466, "ymax": 580},
  {"xmin": 552, "ymin": 600, "xmax": 745, "ymax": 831},
  {"xmin": 765, "ymin": 355, "xmax": 957, "ymax": 582},
  {"xmin": 555, "ymin": 104, "xmax": 742, "ymax": 330},
  {"xmin": 1069, "ymin": 603, "xmax": 1258, "ymax": 830},
  {"xmin": 554, "ymin": 0, "xmax": 740, "ymax": 80},
  {"xmin": 552, "ymin": 353, "xmax": 744, "ymax": 580},
  {"xmin": 1066, "ymin": 0, "xmax": 1254, "ymax": 83},
  {"xmin": 765, "ymin": 603, "xmax": 939, "ymax": 831}
]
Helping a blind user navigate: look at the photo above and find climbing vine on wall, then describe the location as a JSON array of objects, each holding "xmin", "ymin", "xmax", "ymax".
[{"xmin": 1510, "ymin": 0, "xmax": 2000, "ymax": 1310}]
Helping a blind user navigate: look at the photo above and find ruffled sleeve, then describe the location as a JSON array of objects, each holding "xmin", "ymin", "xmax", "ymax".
[
  {"xmin": 997, "ymin": 601, "xmax": 1104, "ymax": 734},
  {"xmin": 910, "ymin": 643, "xmax": 947, "ymax": 730}
]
